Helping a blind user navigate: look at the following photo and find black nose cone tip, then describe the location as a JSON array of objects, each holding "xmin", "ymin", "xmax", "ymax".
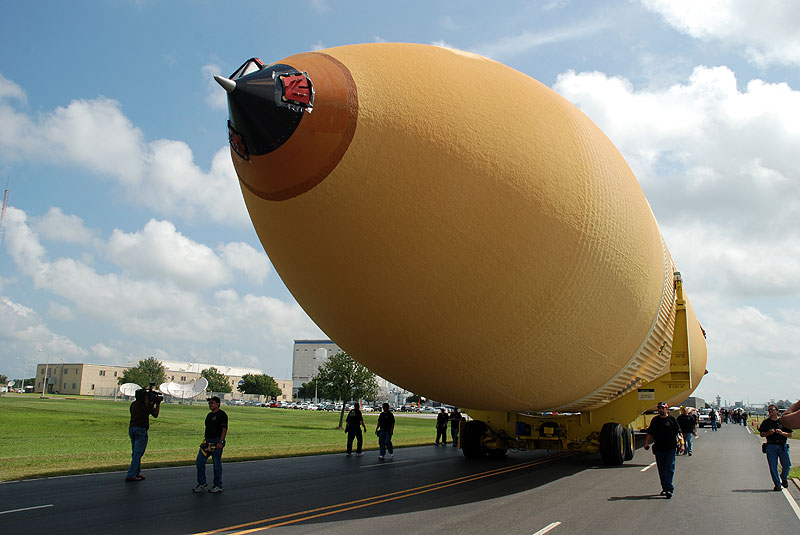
[{"xmin": 216, "ymin": 64, "xmax": 308, "ymax": 157}]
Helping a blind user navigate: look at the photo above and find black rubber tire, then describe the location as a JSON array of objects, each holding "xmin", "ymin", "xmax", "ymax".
[
  {"xmin": 462, "ymin": 420, "xmax": 488, "ymax": 459},
  {"xmin": 599, "ymin": 422, "xmax": 625, "ymax": 465},
  {"xmin": 622, "ymin": 426, "xmax": 634, "ymax": 461}
]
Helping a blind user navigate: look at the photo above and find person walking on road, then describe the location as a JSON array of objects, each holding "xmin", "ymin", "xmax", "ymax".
[
  {"xmin": 345, "ymin": 403, "xmax": 367, "ymax": 456},
  {"xmin": 710, "ymin": 408, "xmax": 718, "ymax": 431},
  {"xmin": 643, "ymin": 401, "xmax": 683, "ymax": 498},
  {"xmin": 676, "ymin": 406, "xmax": 697, "ymax": 456},
  {"xmin": 193, "ymin": 396, "xmax": 228, "ymax": 494},
  {"xmin": 450, "ymin": 408, "xmax": 463, "ymax": 447},
  {"xmin": 125, "ymin": 387, "xmax": 160, "ymax": 482},
  {"xmin": 758, "ymin": 404, "xmax": 793, "ymax": 491},
  {"xmin": 376, "ymin": 402, "xmax": 395, "ymax": 460},
  {"xmin": 435, "ymin": 408, "xmax": 449, "ymax": 445}
]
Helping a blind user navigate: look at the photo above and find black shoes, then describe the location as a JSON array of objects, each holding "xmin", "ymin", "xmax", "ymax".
[
  {"xmin": 773, "ymin": 485, "xmax": 782, "ymax": 491},
  {"xmin": 782, "ymin": 479, "xmax": 789, "ymax": 488}
]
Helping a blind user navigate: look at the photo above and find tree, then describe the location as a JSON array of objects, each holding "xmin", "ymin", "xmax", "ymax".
[
  {"xmin": 406, "ymin": 394, "xmax": 420, "ymax": 403},
  {"xmin": 0, "ymin": 374, "xmax": 7, "ymax": 386},
  {"xmin": 315, "ymin": 351, "xmax": 379, "ymax": 428},
  {"xmin": 296, "ymin": 378, "xmax": 318, "ymax": 400},
  {"xmin": 201, "ymin": 367, "xmax": 232, "ymax": 393},
  {"xmin": 237, "ymin": 373, "xmax": 281, "ymax": 400},
  {"xmin": 118, "ymin": 357, "xmax": 167, "ymax": 387}
]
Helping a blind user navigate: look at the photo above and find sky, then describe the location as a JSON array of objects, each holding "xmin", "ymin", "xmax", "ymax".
[{"xmin": 0, "ymin": 0, "xmax": 798, "ymax": 406}]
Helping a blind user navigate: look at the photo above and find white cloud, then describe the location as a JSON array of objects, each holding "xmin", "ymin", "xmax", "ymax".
[
  {"xmin": 0, "ymin": 74, "xmax": 26, "ymax": 103},
  {"xmin": 32, "ymin": 207, "xmax": 98, "ymax": 246},
  {"xmin": 106, "ymin": 219, "xmax": 231, "ymax": 290},
  {"xmin": 0, "ymin": 85, "xmax": 249, "ymax": 227},
  {"xmin": 473, "ymin": 21, "xmax": 607, "ymax": 59},
  {"xmin": 2, "ymin": 205, "xmax": 321, "ymax": 377},
  {"xmin": 0, "ymin": 296, "xmax": 86, "ymax": 361},
  {"xmin": 48, "ymin": 301, "xmax": 75, "ymax": 321},
  {"xmin": 552, "ymin": 66, "xmax": 800, "ymax": 259},
  {"xmin": 202, "ymin": 63, "xmax": 228, "ymax": 111},
  {"xmin": 310, "ymin": 0, "xmax": 331, "ymax": 14},
  {"xmin": 218, "ymin": 241, "xmax": 270, "ymax": 285},
  {"xmin": 642, "ymin": 0, "xmax": 800, "ymax": 66}
]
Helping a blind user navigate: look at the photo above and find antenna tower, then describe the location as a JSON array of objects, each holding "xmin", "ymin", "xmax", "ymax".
[{"xmin": 0, "ymin": 183, "xmax": 8, "ymax": 248}]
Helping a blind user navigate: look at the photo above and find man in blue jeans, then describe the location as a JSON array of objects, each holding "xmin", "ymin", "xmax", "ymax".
[
  {"xmin": 758, "ymin": 404, "xmax": 792, "ymax": 491},
  {"xmin": 644, "ymin": 401, "xmax": 683, "ymax": 498},
  {"xmin": 194, "ymin": 396, "xmax": 228, "ymax": 493},
  {"xmin": 126, "ymin": 387, "xmax": 160, "ymax": 481}
]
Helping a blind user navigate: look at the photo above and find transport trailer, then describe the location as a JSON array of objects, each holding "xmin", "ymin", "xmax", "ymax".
[{"xmin": 460, "ymin": 275, "xmax": 702, "ymax": 465}]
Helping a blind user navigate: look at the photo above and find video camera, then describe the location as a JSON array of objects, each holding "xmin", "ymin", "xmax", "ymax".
[{"xmin": 136, "ymin": 382, "xmax": 164, "ymax": 404}]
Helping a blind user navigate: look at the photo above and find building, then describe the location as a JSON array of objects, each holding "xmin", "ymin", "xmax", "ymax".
[
  {"xmin": 292, "ymin": 339, "xmax": 409, "ymax": 402},
  {"xmin": 683, "ymin": 396, "xmax": 706, "ymax": 409},
  {"xmin": 34, "ymin": 361, "xmax": 293, "ymax": 401},
  {"xmin": 35, "ymin": 362, "xmax": 127, "ymax": 396}
]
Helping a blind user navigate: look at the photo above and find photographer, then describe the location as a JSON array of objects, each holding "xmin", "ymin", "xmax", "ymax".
[
  {"xmin": 758, "ymin": 404, "xmax": 793, "ymax": 491},
  {"xmin": 193, "ymin": 396, "xmax": 228, "ymax": 493},
  {"xmin": 125, "ymin": 385, "xmax": 160, "ymax": 482}
]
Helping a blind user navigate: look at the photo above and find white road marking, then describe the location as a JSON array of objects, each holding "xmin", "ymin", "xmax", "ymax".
[
  {"xmin": 0, "ymin": 504, "xmax": 53, "ymax": 515},
  {"xmin": 641, "ymin": 462, "xmax": 656, "ymax": 472},
  {"xmin": 782, "ymin": 488, "xmax": 800, "ymax": 521},
  {"xmin": 532, "ymin": 521, "xmax": 561, "ymax": 535}
]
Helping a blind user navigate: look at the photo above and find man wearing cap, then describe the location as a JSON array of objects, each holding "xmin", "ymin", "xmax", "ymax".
[
  {"xmin": 644, "ymin": 401, "xmax": 683, "ymax": 498},
  {"xmin": 193, "ymin": 396, "xmax": 228, "ymax": 493},
  {"xmin": 676, "ymin": 406, "xmax": 697, "ymax": 456}
]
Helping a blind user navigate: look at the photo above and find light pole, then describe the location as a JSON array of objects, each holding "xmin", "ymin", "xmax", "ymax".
[
  {"xmin": 312, "ymin": 357, "xmax": 317, "ymax": 404},
  {"xmin": 38, "ymin": 349, "xmax": 50, "ymax": 396}
]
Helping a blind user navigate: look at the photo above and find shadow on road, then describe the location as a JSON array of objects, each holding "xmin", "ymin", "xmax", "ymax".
[{"xmin": 608, "ymin": 494, "xmax": 664, "ymax": 501}]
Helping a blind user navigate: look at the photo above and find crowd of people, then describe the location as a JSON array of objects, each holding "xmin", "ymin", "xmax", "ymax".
[
  {"xmin": 642, "ymin": 400, "xmax": 798, "ymax": 498},
  {"xmin": 124, "ymin": 391, "xmax": 798, "ymax": 498}
]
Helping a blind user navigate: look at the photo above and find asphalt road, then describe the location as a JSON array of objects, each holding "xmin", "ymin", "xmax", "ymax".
[{"xmin": 2, "ymin": 422, "xmax": 798, "ymax": 534}]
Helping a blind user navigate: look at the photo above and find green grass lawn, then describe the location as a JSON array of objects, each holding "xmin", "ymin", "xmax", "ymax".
[{"xmin": 0, "ymin": 395, "xmax": 437, "ymax": 481}]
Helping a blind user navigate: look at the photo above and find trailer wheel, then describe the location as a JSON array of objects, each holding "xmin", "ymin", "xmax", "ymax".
[
  {"xmin": 462, "ymin": 420, "xmax": 488, "ymax": 459},
  {"xmin": 622, "ymin": 426, "xmax": 634, "ymax": 461},
  {"xmin": 599, "ymin": 422, "xmax": 625, "ymax": 465}
]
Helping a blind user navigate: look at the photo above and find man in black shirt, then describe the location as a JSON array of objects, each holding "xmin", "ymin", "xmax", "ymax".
[
  {"xmin": 435, "ymin": 408, "xmax": 449, "ymax": 445},
  {"xmin": 376, "ymin": 402, "xmax": 395, "ymax": 460},
  {"xmin": 125, "ymin": 388, "xmax": 160, "ymax": 481},
  {"xmin": 450, "ymin": 408, "xmax": 463, "ymax": 447},
  {"xmin": 758, "ymin": 404, "xmax": 792, "ymax": 490},
  {"xmin": 676, "ymin": 407, "xmax": 697, "ymax": 456},
  {"xmin": 193, "ymin": 396, "xmax": 228, "ymax": 493},
  {"xmin": 644, "ymin": 401, "xmax": 682, "ymax": 498}
]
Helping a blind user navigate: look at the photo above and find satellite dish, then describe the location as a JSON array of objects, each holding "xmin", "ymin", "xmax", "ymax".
[
  {"xmin": 7, "ymin": 380, "xmax": 15, "ymax": 387},
  {"xmin": 192, "ymin": 377, "xmax": 209, "ymax": 397},
  {"xmin": 119, "ymin": 383, "xmax": 141, "ymax": 396}
]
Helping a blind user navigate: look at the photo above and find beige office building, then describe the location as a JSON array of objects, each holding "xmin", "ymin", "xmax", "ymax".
[{"xmin": 34, "ymin": 361, "xmax": 292, "ymax": 401}]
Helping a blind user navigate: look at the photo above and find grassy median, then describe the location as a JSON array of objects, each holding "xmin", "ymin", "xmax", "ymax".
[{"xmin": 0, "ymin": 395, "xmax": 436, "ymax": 481}]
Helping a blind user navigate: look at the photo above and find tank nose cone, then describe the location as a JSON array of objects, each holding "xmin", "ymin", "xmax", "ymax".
[
  {"xmin": 218, "ymin": 61, "xmax": 311, "ymax": 161},
  {"xmin": 219, "ymin": 53, "xmax": 358, "ymax": 202},
  {"xmin": 214, "ymin": 75, "xmax": 236, "ymax": 93}
]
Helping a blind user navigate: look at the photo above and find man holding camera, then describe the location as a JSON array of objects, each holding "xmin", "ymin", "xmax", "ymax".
[
  {"xmin": 125, "ymin": 387, "xmax": 160, "ymax": 482},
  {"xmin": 194, "ymin": 396, "xmax": 228, "ymax": 493}
]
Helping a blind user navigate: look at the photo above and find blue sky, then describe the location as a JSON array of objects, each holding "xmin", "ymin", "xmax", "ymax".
[{"xmin": 1, "ymin": 0, "xmax": 799, "ymax": 406}]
